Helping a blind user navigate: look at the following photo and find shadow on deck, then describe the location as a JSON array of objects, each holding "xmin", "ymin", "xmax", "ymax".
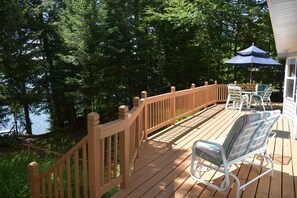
[{"xmin": 113, "ymin": 103, "xmax": 297, "ymax": 198}]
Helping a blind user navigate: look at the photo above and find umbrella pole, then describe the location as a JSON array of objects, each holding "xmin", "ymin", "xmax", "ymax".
[{"xmin": 250, "ymin": 63, "xmax": 253, "ymax": 84}]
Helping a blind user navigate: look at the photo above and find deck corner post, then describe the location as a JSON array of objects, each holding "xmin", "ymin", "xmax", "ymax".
[
  {"xmin": 29, "ymin": 162, "xmax": 40, "ymax": 198},
  {"xmin": 87, "ymin": 112, "xmax": 101, "ymax": 198},
  {"xmin": 119, "ymin": 105, "xmax": 130, "ymax": 189},
  {"xmin": 171, "ymin": 86, "xmax": 176, "ymax": 125}
]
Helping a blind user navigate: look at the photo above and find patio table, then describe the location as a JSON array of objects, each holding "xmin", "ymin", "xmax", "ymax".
[{"xmin": 242, "ymin": 90, "xmax": 256, "ymax": 108}]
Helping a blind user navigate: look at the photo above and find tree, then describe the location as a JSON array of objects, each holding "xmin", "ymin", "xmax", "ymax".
[
  {"xmin": 145, "ymin": 0, "xmax": 277, "ymax": 84},
  {"xmin": 0, "ymin": 0, "xmax": 44, "ymax": 135}
]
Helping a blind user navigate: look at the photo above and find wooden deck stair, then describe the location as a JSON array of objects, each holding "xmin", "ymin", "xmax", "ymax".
[{"xmin": 113, "ymin": 104, "xmax": 296, "ymax": 198}]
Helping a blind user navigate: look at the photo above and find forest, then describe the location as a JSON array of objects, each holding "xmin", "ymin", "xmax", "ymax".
[{"xmin": 0, "ymin": 0, "xmax": 283, "ymax": 135}]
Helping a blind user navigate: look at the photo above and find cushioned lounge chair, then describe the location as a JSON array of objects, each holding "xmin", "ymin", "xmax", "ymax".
[{"xmin": 190, "ymin": 110, "xmax": 280, "ymax": 198}]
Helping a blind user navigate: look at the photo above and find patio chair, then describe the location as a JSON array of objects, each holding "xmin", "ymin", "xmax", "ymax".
[
  {"xmin": 190, "ymin": 110, "xmax": 280, "ymax": 198},
  {"xmin": 225, "ymin": 85, "xmax": 249, "ymax": 111},
  {"xmin": 251, "ymin": 86, "xmax": 274, "ymax": 111},
  {"xmin": 255, "ymin": 84, "xmax": 268, "ymax": 96}
]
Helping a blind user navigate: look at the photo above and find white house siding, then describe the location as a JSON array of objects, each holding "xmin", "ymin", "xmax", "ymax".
[
  {"xmin": 267, "ymin": 0, "xmax": 297, "ymax": 139},
  {"xmin": 283, "ymin": 98, "xmax": 295, "ymax": 120}
]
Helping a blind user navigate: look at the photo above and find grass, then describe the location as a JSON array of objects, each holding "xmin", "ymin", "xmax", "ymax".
[
  {"xmin": 0, "ymin": 151, "xmax": 55, "ymax": 198},
  {"xmin": 0, "ymin": 131, "xmax": 120, "ymax": 198},
  {"xmin": 0, "ymin": 130, "xmax": 82, "ymax": 198}
]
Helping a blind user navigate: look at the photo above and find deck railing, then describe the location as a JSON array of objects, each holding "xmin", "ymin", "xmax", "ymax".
[{"xmin": 29, "ymin": 81, "xmax": 254, "ymax": 197}]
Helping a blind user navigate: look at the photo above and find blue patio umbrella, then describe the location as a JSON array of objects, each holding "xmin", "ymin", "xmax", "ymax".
[{"xmin": 225, "ymin": 44, "xmax": 281, "ymax": 83}]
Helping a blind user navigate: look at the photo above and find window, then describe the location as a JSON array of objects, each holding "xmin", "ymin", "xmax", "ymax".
[
  {"xmin": 285, "ymin": 58, "xmax": 297, "ymax": 101},
  {"xmin": 288, "ymin": 59, "xmax": 296, "ymax": 77}
]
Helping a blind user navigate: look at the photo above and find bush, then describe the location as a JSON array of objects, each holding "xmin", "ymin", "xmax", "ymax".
[{"xmin": 0, "ymin": 151, "xmax": 54, "ymax": 198}]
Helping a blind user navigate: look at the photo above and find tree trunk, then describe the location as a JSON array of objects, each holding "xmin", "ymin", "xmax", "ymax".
[{"xmin": 24, "ymin": 103, "xmax": 32, "ymax": 135}]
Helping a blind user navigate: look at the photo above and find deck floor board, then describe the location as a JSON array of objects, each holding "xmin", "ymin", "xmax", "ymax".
[{"xmin": 113, "ymin": 104, "xmax": 296, "ymax": 198}]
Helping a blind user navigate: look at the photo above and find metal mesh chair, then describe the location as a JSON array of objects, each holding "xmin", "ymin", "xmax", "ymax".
[
  {"xmin": 225, "ymin": 85, "xmax": 249, "ymax": 111},
  {"xmin": 251, "ymin": 86, "xmax": 274, "ymax": 111}
]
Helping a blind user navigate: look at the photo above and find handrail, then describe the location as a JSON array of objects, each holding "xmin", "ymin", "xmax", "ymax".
[
  {"xmin": 23, "ymin": 143, "xmax": 63, "ymax": 157},
  {"xmin": 29, "ymin": 136, "xmax": 89, "ymax": 198},
  {"xmin": 29, "ymin": 81, "xmax": 253, "ymax": 197}
]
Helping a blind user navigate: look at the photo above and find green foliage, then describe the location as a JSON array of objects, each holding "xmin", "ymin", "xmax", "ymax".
[
  {"xmin": 0, "ymin": 135, "xmax": 20, "ymax": 149},
  {"xmin": 0, "ymin": 0, "xmax": 45, "ymax": 134},
  {"xmin": 0, "ymin": 151, "xmax": 55, "ymax": 198},
  {"xmin": 145, "ymin": 0, "xmax": 278, "ymax": 85},
  {"xmin": 0, "ymin": 0, "xmax": 280, "ymax": 131},
  {"xmin": 35, "ymin": 130, "xmax": 83, "ymax": 153}
]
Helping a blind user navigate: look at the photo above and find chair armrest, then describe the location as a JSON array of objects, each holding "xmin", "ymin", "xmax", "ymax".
[
  {"xmin": 192, "ymin": 140, "xmax": 228, "ymax": 166},
  {"xmin": 251, "ymin": 94, "xmax": 263, "ymax": 101},
  {"xmin": 242, "ymin": 94, "xmax": 249, "ymax": 101}
]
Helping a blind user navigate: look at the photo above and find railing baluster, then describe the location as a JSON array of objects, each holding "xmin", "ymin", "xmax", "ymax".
[
  {"xmin": 107, "ymin": 136, "xmax": 112, "ymax": 182},
  {"xmin": 136, "ymin": 115, "xmax": 140, "ymax": 158},
  {"xmin": 48, "ymin": 174, "xmax": 52, "ymax": 198},
  {"xmin": 59, "ymin": 163, "xmax": 64, "ymax": 198},
  {"xmin": 66, "ymin": 157, "xmax": 72, "ymax": 198},
  {"xmin": 100, "ymin": 138, "xmax": 104, "ymax": 186},
  {"xmin": 82, "ymin": 143, "xmax": 88, "ymax": 198},
  {"xmin": 54, "ymin": 168, "xmax": 58, "ymax": 197},
  {"xmin": 42, "ymin": 178, "xmax": 46, "ymax": 198},
  {"xmin": 113, "ymin": 133, "xmax": 118, "ymax": 178},
  {"xmin": 74, "ymin": 151, "xmax": 80, "ymax": 198}
]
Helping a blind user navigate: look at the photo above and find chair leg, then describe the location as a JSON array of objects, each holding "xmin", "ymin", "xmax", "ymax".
[
  {"xmin": 190, "ymin": 156, "xmax": 231, "ymax": 193},
  {"xmin": 268, "ymin": 99, "xmax": 273, "ymax": 109},
  {"xmin": 239, "ymin": 101, "xmax": 243, "ymax": 111},
  {"xmin": 225, "ymin": 97, "xmax": 230, "ymax": 110},
  {"xmin": 261, "ymin": 99, "xmax": 265, "ymax": 111}
]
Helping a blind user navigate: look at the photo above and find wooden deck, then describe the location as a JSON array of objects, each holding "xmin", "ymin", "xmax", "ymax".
[{"xmin": 113, "ymin": 103, "xmax": 297, "ymax": 198}]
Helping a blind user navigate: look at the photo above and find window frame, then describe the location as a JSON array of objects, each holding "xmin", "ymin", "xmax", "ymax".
[{"xmin": 285, "ymin": 57, "xmax": 297, "ymax": 101}]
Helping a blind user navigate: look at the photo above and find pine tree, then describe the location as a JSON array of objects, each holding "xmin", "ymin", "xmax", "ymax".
[{"xmin": 0, "ymin": 0, "xmax": 44, "ymax": 134}]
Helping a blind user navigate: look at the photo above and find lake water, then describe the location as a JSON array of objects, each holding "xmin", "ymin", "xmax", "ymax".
[{"xmin": 0, "ymin": 112, "xmax": 50, "ymax": 135}]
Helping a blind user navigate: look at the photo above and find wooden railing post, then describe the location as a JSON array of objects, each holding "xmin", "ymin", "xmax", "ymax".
[
  {"xmin": 141, "ymin": 91, "xmax": 148, "ymax": 140},
  {"xmin": 191, "ymin": 83, "xmax": 196, "ymax": 115},
  {"xmin": 29, "ymin": 162, "xmax": 40, "ymax": 198},
  {"xmin": 119, "ymin": 105, "xmax": 130, "ymax": 189},
  {"xmin": 88, "ymin": 112, "xmax": 101, "ymax": 198},
  {"xmin": 204, "ymin": 81, "xmax": 208, "ymax": 109},
  {"xmin": 171, "ymin": 86, "xmax": 176, "ymax": 125},
  {"xmin": 133, "ymin": 96, "xmax": 140, "ymax": 107},
  {"xmin": 214, "ymin": 80, "xmax": 218, "ymax": 104},
  {"xmin": 133, "ymin": 97, "xmax": 141, "ymax": 158}
]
